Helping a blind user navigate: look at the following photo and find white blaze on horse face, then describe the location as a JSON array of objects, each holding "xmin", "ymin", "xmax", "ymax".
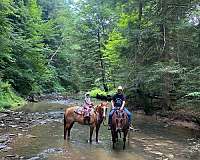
[{"xmin": 103, "ymin": 106, "xmax": 106, "ymax": 118}]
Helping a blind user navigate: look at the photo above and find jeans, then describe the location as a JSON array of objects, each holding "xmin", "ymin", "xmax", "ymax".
[{"xmin": 108, "ymin": 107, "xmax": 132, "ymax": 125}]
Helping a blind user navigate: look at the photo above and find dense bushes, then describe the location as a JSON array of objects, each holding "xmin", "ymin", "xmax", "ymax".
[{"xmin": 0, "ymin": 81, "xmax": 25, "ymax": 110}]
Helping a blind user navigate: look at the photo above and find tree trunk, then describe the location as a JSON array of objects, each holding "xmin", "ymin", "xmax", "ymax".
[{"xmin": 97, "ymin": 29, "xmax": 108, "ymax": 92}]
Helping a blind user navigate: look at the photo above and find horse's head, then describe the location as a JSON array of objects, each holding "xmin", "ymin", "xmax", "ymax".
[
  {"xmin": 96, "ymin": 101, "xmax": 109, "ymax": 120},
  {"xmin": 114, "ymin": 110, "xmax": 128, "ymax": 131}
]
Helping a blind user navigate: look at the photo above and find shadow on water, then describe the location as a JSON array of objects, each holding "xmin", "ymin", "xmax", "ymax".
[{"xmin": 0, "ymin": 101, "xmax": 200, "ymax": 160}]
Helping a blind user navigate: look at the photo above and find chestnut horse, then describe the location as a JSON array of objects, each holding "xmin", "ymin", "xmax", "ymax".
[
  {"xmin": 64, "ymin": 102, "xmax": 108, "ymax": 143},
  {"xmin": 111, "ymin": 109, "xmax": 129, "ymax": 149}
]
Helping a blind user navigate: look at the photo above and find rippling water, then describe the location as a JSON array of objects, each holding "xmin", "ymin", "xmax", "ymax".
[{"xmin": 0, "ymin": 100, "xmax": 199, "ymax": 160}]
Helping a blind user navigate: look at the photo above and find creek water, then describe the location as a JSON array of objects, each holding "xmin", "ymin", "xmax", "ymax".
[{"xmin": 0, "ymin": 100, "xmax": 199, "ymax": 160}]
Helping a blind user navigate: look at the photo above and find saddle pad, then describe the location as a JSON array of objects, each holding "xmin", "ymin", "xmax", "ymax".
[{"xmin": 74, "ymin": 107, "xmax": 84, "ymax": 115}]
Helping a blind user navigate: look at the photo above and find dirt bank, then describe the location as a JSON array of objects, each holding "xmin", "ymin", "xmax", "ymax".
[{"xmin": 134, "ymin": 110, "xmax": 200, "ymax": 130}]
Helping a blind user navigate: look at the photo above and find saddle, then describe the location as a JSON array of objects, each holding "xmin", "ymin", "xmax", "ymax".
[
  {"xmin": 74, "ymin": 106, "xmax": 93, "ymax": 124},
  {"xmin": 115, "ymin": 109, "xmax": 126, "ymax": 118}
]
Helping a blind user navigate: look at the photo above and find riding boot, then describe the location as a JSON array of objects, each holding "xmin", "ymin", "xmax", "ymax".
[{"xmin": 129, "ymin": 123, "xmax": 134, "ymax": 130}]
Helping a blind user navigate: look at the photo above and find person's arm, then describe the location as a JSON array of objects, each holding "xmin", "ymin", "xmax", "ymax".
[
  {"xmin": 120, "ymin": 94, "xmax": 126, "ymax": 111},
  {"xmin": 111, "ymin": 100, "xmax": 115, "ymax": 109},
  {"xmin": 111, "ymin": 95, "xmax": 116, "ymax": 109},
  {"xmin": 120, "ymin": 101, "xmax": 125, "ymax": 111}
]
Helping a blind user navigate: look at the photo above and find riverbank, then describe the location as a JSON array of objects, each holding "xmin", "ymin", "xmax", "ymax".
[
  {"xmin": 1, "ymin": 91, "xmax": 200, "ymax": 131},
  {"xmin": 133, "ymin": 109, "xmax": 200, "ymax": 130},
  {"xmin": 155, "ymin": 110, "xmax": 200, "ymax": 130}
]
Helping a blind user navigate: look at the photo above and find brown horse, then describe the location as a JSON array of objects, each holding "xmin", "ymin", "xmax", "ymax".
[
  {"xmin": 64, "ymin": 102, "xmax": 108, "ymax": 143},
  {"xmin": 111, "ymin": 109, "xmax": 129, "ymax": 149}
]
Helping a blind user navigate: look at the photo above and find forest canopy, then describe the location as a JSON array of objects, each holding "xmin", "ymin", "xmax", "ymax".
[{"xmin": 0, "ymin": 0, "xmax": 199, "ymax": 112}]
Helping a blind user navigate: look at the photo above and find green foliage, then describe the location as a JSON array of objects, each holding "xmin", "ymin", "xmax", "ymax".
[
  {"xmin": 0, "ymin": 81, "xmax": 25, "ymax": 110},
  {"xmin": 90, "ymin": 88, "xmax": 107, "ymax": 97},
  {"xmin": 0, "ymin": 0, "xmax": 199, "ymax": 115},
  {"xmin": 186, "ymin": 92, "xmax": 200, "ymax": 97}
]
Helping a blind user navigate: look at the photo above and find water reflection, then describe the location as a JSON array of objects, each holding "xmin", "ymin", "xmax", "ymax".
[{"xmin": 0, "ymin": 101, "xmax": 199, "ymax": 160}]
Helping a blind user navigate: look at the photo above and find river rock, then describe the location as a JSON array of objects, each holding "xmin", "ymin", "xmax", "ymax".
[
  {"xmin": 5, "ymin": 146, "xmax": 12, "ymax": 150},
  {"xmin": 2, "ymin": 146, "xmax": 12, "ymax": 152},
  {"xmin": 0, "ymin": 137, "xmax": 7, "ymax": 143},
  {"xmin": 9, "ymin": 134, "xmax": 15, "ymax": 137},
  {"xmin": 6, "ymin": 118, "xmax": 13, "ymax": 121},
  {"xmin": 18, "ymin": 133, "xmax": 23, "ymax": 136},
  {"xmin": 0, "ymin": 144, "xmax": 7, "ymax": 150},
  {"xmin": 20, "ymin": 121, "xmax": 27, "ymax": 123},
  {"xmin": 39, "ymin": 121, "xmax": 47, "ymax": 125},
  {"xmin": 144, "ymin": 147, "xmax": 152, "ymax": 151},
  {"xmin": 155, "ymin": 158, "xmax": 163, "ymax": 160},
  {"xmin": 27, "ymin": 156, "xmax": 40, "ymax": 160},
  {"xmin": 165, "ymin": 140, "xmax": 174, "ymax": 144},
  {"xmin": 149, "ymin": 151, "xmax": 163, "ymax": 156},
  {"xmin": 6, "ymin": 154, "xmax": 16, "ymax": 157},
  {"xmin": 132, "ymin": 137, "xmax": 146, "ymax": 143},
  {"xmin": 141, "ymin": 137, "xmax": 156, "ymax": 140},
  {"xmin": 0, "ymin": 113, "xmax": 7, "ymax": 119},
  {"xmin": 26, "ymin": 134, "xmax": 37, "ymax": 138},
  {"xmin": 9, "ymin": 125, "xmax": 18, "ymax": 128},
  {"xmin": 154, "ymin": 142, "xmax": 169, "ymax": 146},
  {"xmin": 0, "ymin": 124, "xmax": 6, "ymax": 127},
  {"xmin": 22, "ymin": 129, "xmax": 28, "ymax": 132},
  {"xmin": 165, "ymin": 154, "xmax": 174, "ymax": 159}
]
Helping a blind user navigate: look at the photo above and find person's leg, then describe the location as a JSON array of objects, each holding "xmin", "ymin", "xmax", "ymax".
[
  {"xmin": 124, "ymin": 108, "xmax": 132, "ymax": 125},
  {"xmin": 108, "ymin": 109, "xmax": 115, "ymax": 126}
]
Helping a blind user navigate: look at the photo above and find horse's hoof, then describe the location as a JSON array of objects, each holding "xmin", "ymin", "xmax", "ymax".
[{"xmin": 87, "ymin": 140, "xmax": 92, "ymax": 144}]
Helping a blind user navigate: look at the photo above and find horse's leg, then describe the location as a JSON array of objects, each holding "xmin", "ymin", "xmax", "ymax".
[
  {"xmin": 116, "ymin": 131, "xmax": 119, "ymax": 142},
  {"xmin": 67, "ymin": 122, "xmax": 74, "ymax": 138},
  {"xmin": 95, "ymin": 123, "xmax": 100, "ymax": 143},
  {"xmin": 90, "ymin": 126, "xmax": 94, "ymax": 143},
  {"xmin": 111, "ymin": 130, "xmax": 116, "ymax": 149},
  {"xmin": 123, "ymin": 130, "xmax": 128, "ymax": 150}
]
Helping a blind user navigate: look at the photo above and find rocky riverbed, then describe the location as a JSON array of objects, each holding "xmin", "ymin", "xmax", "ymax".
[{"xmin": 0, "ymin": 100, "xmax": 200, "ymax": 160}]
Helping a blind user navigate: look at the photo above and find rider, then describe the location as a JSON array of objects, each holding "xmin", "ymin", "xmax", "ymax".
[
  {"xmin": 83, "ymin": 92, "xmax": 93, "ymax": 116},
  {"xmin": 108, "ymin": 86, "xmax": 133, "ymax": 130}
]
